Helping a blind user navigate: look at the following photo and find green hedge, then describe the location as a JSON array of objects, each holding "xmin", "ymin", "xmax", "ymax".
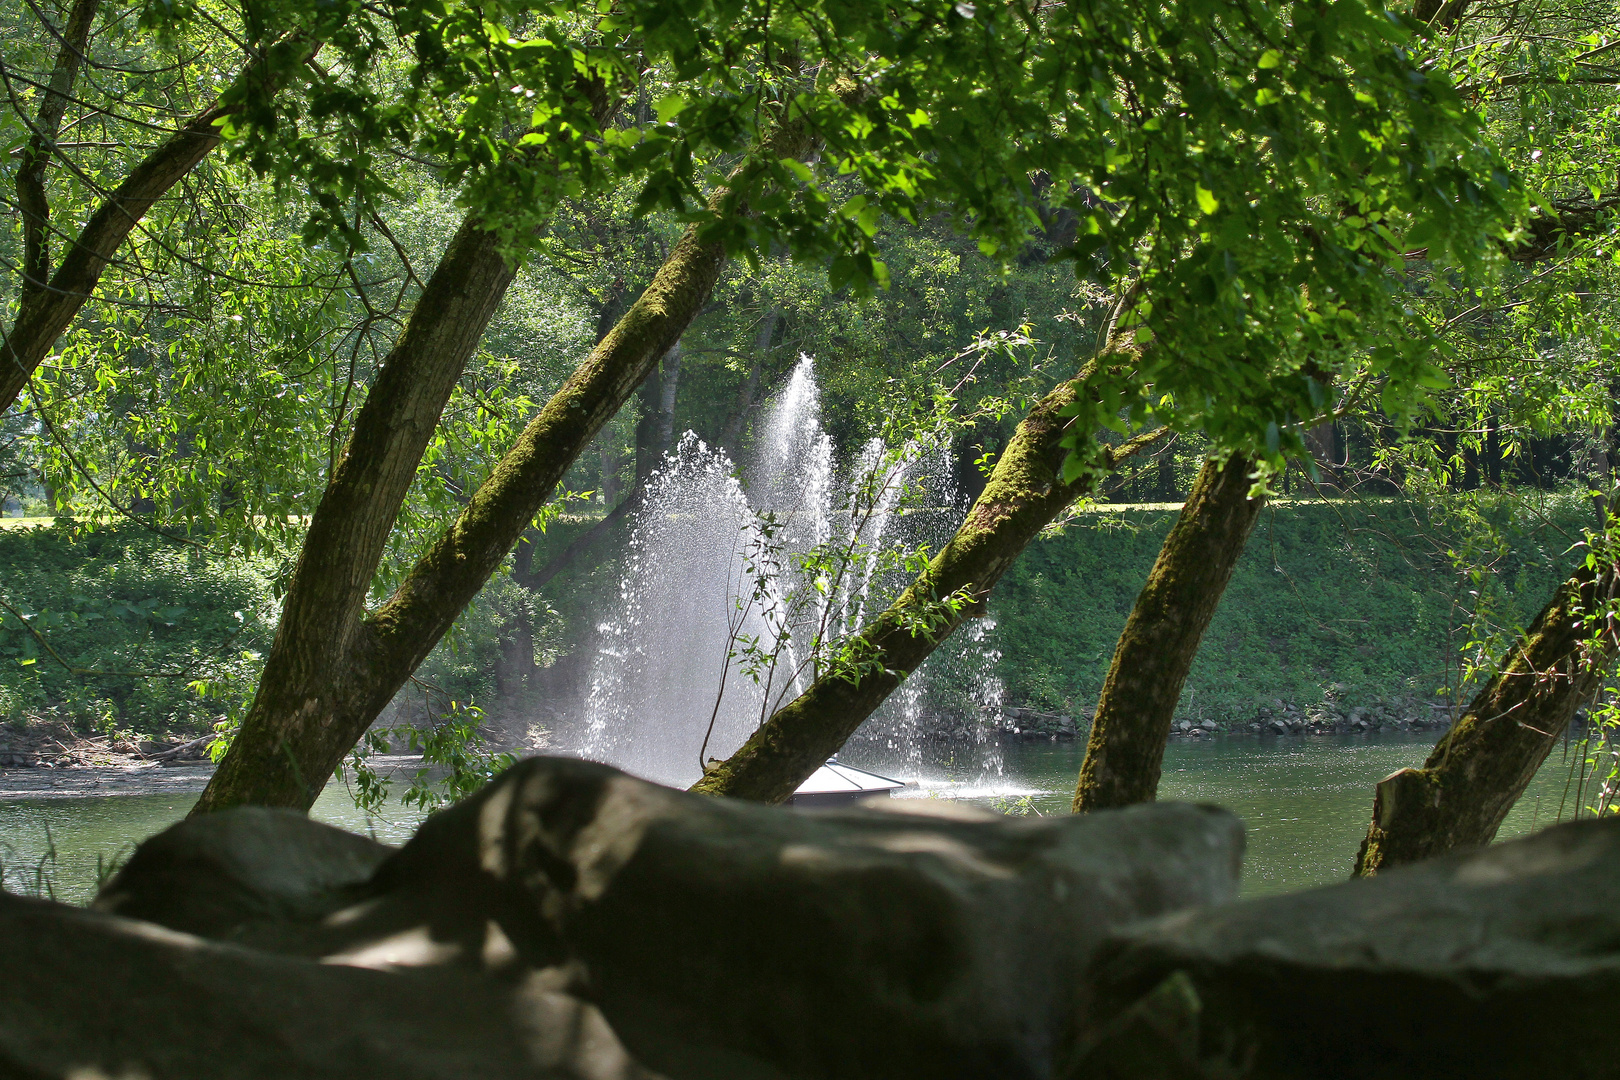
[{"xmin": 992, "ymin": 493, "xmax": 1593, "ymax": 720}]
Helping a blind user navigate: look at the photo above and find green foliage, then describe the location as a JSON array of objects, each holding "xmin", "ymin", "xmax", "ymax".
[
  {"xmin": 148, "ymin": 0, "xmax": 1516, "ymax": 465},
  {"xmin": 341, "ymin": 699, "xmax": 519, "ymax": 816},
  {"xmin": 0, "ymin": 524, "xmax": 277, "ymax": 736},
  {"xmin": 995, "ymin": 492, "xmax": 1593, "ymax": 720}
]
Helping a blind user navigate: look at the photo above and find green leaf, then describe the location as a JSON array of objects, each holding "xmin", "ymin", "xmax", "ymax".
[
  {"xmin": 1195, "ymin": 185, "xmax": 1220, "ymax": 215},
  {"xmin": 654, "ymin": 94, "xmax": 688, "ymax": 122}
]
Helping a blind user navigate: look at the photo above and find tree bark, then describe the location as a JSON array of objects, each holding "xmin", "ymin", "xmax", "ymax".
[
  {"xmin": 192, "ymin": 89, "xmax": 839, "ymax": 814},
  {"xmin": 719, "ymin": 309, "xmax": 779, "ymax": 449},
  {"xmin": 689, "ymin": 342, "xmax": 1167, "ymax": 805},
  {"xmin": 1071, "ymin": 454, "xmax": 1265, "ymax": 812},
  {"xmin": 191, "ymin": 215, "xmax": 520, "ymax": 812},
  {"xmin": 1353, "ymin": 554, "xmax": 1620, "ymax": 875},
  {"xmin": 0, "ymin": 31, "xmax": 315, "ymax": 415},
  {"xmin": 17, "ymin": 0, "xmax": 100, "ymax": 298}
]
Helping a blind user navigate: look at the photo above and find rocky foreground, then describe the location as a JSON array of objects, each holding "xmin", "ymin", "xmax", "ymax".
[{"xmin": 0, "ymin": 756, "xmax": 1615, "ymax": 1079}]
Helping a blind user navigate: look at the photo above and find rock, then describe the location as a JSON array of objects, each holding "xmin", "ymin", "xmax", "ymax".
[
  {"xmin": 1199, "ymin": 721, "xmax": 1216, "ymax": 732},
  {"xmin": 96, "ymin": 806, "xmax": 394, "ymax": 941},
  {"xmin": 1269, "ymin": 720, "xmax": 1288, "ymax": 735},
  {"xmin": 89, "ymin": 759, "xmax": 1244, "ymax": 1080},
  {"xmin": 0, "ymin": 890, "xmax": 653, "ymax": 1079},
  {"xmin": 1074, "ymin": 817, "xmax": 1620, "ymax": 1079},
  {"xmin": 361, "ymin": 757, "xmax": 1243, "ymax": 1080}
]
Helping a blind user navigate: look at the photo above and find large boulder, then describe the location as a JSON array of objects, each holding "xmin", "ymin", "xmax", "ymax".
[
  {"xmin": 95, "ymin": 805, "xmax": 393, "ymax": 940},
  {"xmin": 1074, "ymin": 816, "xmax": 1620, "ymax": 1079},
  {"xmin": 0, "ymin": 891, "xmax": 653, "ymax": 1080},
  {"xmin": 365, "ymin": 756, "xmax": 1246, "ymax": 1080},
  {"xmin": 95, "ymin": 756, "xmax": 1245, "ymax": 1080}
]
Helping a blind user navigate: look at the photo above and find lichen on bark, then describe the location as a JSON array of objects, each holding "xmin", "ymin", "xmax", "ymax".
[{"xmin": 1354, "ymin": 551, "xmax": 1620, "ymax": 875}]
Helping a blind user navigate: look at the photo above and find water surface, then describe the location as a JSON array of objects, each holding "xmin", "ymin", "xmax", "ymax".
[
  {"xmin": 880, "ymin": 731, "xmax": 1585, "ymax": 896},
  {"xmin": 0, "ymin": 733, "xmax": 1594, "ymax": 903},
  {"xmin": 0, "ymin": 761, "xmax": 430, "ymax": 903}
]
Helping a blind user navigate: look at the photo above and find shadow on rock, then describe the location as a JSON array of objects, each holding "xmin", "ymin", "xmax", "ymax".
[
  {"xmin": 1074, "ymin": 816, "xmax": 1620, "ymax": 1079},
  {"xmin": 69, "ymin": 755, "xmax": 1244, "ymax": 1080}
]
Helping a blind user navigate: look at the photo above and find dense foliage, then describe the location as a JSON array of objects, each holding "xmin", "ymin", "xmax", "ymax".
[{"xmin": 998, "ymin": 492, "xmax": 1597, "ymax": 721}]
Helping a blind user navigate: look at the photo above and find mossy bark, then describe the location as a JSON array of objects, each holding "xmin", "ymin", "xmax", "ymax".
[
  {"xmin": 0, "ymin": 32, "xmax": 316, "ymax": 415},
  {"xmin": 1072, "ymin": 454, "xmax": 1264, "ymax": 812},
  {"xmin": 1353, "ymin": 556, "xmax": 1620, "ymax": 875},
  {"xmin": 689, "ymin": 345, "xmax": 1165, "ymax": 805},
  {"xmin": 192, "ymin": 97, "xmax": 832, "ymax": 814}
]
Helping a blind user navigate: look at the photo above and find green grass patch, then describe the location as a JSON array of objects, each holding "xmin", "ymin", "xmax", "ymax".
[{"xmin": 994, "ymin": 492, "xmax": 1594, "ymax": 721}]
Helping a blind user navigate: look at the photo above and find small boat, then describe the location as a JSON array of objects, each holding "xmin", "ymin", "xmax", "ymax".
[{"xmin": 788, "ymin": 760, "xmax": 905, "ymax": 808}]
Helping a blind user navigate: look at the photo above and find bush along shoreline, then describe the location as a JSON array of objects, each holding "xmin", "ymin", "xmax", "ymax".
[{"xmin": 0, "ymin": 490, "xmax": 1603, "ymax": 767}]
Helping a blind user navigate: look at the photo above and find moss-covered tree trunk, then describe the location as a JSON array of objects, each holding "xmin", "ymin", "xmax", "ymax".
[
  {"xmin": 1353, "ymin": 554, "xmax": 1620, "ymax": 875},
  {"xmin": 0, "ymin": 32, "xmax": 315, "ymax": 415},
  {"xmin": 192, "ymin": 97, "xmax": 832, "ymax": 814},
  {"xmin": 1072, "ymin": 454, "xmax": 1264, "ymax": 812},
  {"xmin": 689, "ymin": 340, "xmax": 1166, "ymax": 805}
]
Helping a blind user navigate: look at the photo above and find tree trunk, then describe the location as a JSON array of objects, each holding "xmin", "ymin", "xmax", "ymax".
[
  {"xmin": 599, "ymin": 442, "xmax": 621, "ymax": 506},
  {"xmin": 191, "ymin": 88, "xmax": 840, "ymax": 814},
  {"xmin": 17, "ymin": 0, "xmax": 100, "ymax": 297},
  {"xmin": 719, "ymin": 309, "xmax": 779, "ymax": 449},
  {"xmin": 656, "ymin": 341, "xmax": 682, "ymax": 451},
  {"xmin": 1353, "ymin": 554, "xmax": 1620, "ymax": 875},
  {"xmin": 1072, "ymin": 454, "xmax": 1264, "ymax": 812},
  {"xmin": 0, "ymin": 31, "xmax": 315, "ymax": 415},
  {"xmin": 191, "ymin": 215, "xmax": 520, "ymax": 812},
  {"xmin": 689, "ymin": 340, "xmax": 1167, "ymax": 805},
  {"xmin": 496, "ymin": 537, "xmax": 538, "ymax": 699}
]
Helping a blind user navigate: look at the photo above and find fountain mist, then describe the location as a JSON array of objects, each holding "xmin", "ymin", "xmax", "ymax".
[{"xmin": 576, "ymin": 356, "xmax": 1005, "ymax": 791}]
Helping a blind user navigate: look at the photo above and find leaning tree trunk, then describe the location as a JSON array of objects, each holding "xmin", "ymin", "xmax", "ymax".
[
  {"xmin": 1072, "ymin": 454, "xmax": 1264, "ymax": 812},
  {"xmin": 0, "ymin": 31, "xmax": 315, "ymax": 415},
  {"xmin": 689, "ymin": 336, "xmax": 1167, "ymax": 805},
  {"xmin": 192, "ymin": 88, "xmax": 840, "ymax": 814},
  {"xmin": 1353, "ymin": 553, "xmax": 1620, "ymax": 875}
]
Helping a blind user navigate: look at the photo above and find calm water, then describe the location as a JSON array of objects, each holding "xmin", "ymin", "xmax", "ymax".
[
  {"xmin": 0, "ymin": 733, "xmax": 1593, "ymax": 902},
  {"xmin": 0, "ymin": 764, "xmax": 431, "ymax": 903},
  {"xmin": 882, "ymin": 732, "xmax": 1585, "ymax": 896}
]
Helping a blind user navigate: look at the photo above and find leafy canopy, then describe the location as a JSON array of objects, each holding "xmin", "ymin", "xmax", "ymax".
[{"xmin": 152, "ymin": 0, "xmax": 1520, "ymax": 461}]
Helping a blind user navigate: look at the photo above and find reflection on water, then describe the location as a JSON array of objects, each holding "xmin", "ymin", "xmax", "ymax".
[
  {"xmin": 866, "ymin": 731, "xmax": 1586, "ymax": 897},
  {"xmin": 0, "ymin": 766, "xmax": 430, "ymax": 904},
  {"xmin": 0, "ymin": 733, "xmax": 1595, "ymax": 903}
]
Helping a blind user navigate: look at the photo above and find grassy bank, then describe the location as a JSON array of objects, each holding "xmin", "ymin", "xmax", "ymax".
[
  {"xmin": 0, "ymin": 489, "xmax": 1597, "ymax": 743},
  {"xmin": 993, "ymin": 492, "xmax": 1596, "ymax": 722},
  {"xmin": 0, "ymin": 523, "xmax": 277, "ymax": 738}
]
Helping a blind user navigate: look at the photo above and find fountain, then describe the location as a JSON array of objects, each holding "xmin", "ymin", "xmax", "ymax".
[{"xmin": 576, "ymin": 356, "xmax": 1006, "ymax": 791}]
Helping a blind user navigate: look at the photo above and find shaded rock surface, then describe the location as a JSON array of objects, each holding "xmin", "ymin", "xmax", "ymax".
[
  {"xmin": 0, "ymin": 891, "xmax": 650, "ymax": 1080},
  {"xmin": 95, "ymin": 805, "xmax": 393, "ymax": 938},
  {"xmin": 83, "ymin": 755, "xmax": 1245, "ymax": 1080},
  {"xmin": 377, "ymin": 758, "xmax": 1245, "ymax": 1080},
  {"xmin": 1074, "ymin": 816, "xmax": 1620, "ymax": 1079}
]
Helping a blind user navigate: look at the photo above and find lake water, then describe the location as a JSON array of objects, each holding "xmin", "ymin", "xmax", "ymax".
[
  {"xmin": 867, "ymin": 730, "xmax": 1589, "ymax": 896},
  {"xmin": 0, "ymin": 733, "xmax": 1594, "ymax": 903}
]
